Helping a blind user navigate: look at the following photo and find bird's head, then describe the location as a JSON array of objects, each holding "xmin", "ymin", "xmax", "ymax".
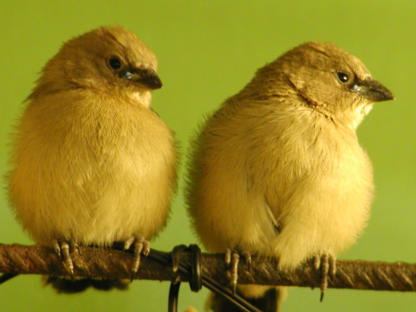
[
  {"xmin": 31, "ymin": 26, "xmax": 161, "ymax": 107},
  {"xmin": 253, "ymin": 41, "xmax": 394, "ymax": 129}
]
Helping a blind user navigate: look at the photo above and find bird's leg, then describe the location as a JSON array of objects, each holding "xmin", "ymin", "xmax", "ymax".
[
  {"xmin": 225, "ymin": 249, "xmax": 239, "ymax": 294},
  {"xmin": 314, "ymin": 254, "xmax": 336, "ymax": 301},
  {"xmin": 52, "ymin": 239, "xmax": 79, "ymax": 276},
  {"xmin": 123, "ymin": 236, "xmax": 150, "ymax": 275},
  {"xmin": 225, "ymin": 249, "xmax": 252, "ymax": 294}
]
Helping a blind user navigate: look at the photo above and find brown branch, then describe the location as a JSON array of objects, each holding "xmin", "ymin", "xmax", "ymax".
[{"xmin": 0, "ymin": 243, "xmax": 415, "ymax": 292}]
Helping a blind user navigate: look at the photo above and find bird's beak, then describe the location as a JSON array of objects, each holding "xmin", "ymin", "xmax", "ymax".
[
  {"xmin": 121, "ymin": 68, "xmax": 162, "ymax": 89},
  {"xmin": 352, "ymin": 78, "xmax": 394, "ymax": 102}
]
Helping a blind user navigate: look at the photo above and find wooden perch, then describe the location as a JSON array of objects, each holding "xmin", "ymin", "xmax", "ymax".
[{"xmin": 0, "ymin": 243, "xmax": 415, "ymax": 292}]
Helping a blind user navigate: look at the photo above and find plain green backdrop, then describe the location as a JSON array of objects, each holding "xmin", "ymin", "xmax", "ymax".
[{"xmin": 1, "ymin": 1, "xmax": 415, "ymax": 311}]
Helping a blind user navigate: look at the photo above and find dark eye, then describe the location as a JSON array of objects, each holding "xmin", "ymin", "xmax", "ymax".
[
  {"xmin": 109, "ymin": 56, "xmax": 122, "ymax": 70},
  {"xmin": 337, "ymin": 72, "xmax": 349, "ymax": 83}
]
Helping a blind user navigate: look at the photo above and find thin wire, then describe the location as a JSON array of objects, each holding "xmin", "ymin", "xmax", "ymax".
[
  {"xmin": 0, "ymin": 273, "xmax": 18, "ymax": 284},
  {"xmin": 168, "ymin": 282, "xmax": 181, "ymax": 312},
  {"xmin": 149, "ymin": 249, "xmax": 262, "ymax": 312}
]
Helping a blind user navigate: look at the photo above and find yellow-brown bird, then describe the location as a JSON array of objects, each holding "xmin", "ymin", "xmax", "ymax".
[
  {"xmin": 7, "ymin": 26, "xmax": 177, "ymax": 292},
  {"xmin": 187, "ymin": 41, "xmax": 393, "ymax": 311}
]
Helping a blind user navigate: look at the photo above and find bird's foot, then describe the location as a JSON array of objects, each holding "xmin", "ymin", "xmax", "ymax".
[
  {"xmin": 53, "ymin": 239, "xmax": 79, "ymax": 276},
  {"xmin": 123, "ymin": 236, "xmax": 150, "ymax": 275},
  {"xmin": 225, "ymin": 249, "xmax": 252, "ymax": 294},
  {"xmin": 314, "ymin": 254, "xmax": 336, "ymax": 302}
]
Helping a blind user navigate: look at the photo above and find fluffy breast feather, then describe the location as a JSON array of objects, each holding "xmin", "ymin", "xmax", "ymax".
[{"xmin": 8, "ymin": 90, "xmax": 176, "ymax": 246}]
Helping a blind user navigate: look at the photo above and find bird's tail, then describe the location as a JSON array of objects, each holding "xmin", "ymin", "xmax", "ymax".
[
  {"xmin": 43, "ymin": 276, "xmax": 129, "ymax": 293},
  {"xmin": 207, "ymin": 286, "xmax": 286, "ymax": 312}
]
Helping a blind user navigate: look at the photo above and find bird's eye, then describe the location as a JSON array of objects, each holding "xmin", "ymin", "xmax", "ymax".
[
  {"xmin": 337, "ymin": 72, "xmax": 349, "ymax": 83},
  {"xmin": 109, "ymin": 56, "xmax": 122, "ymax": 70}
]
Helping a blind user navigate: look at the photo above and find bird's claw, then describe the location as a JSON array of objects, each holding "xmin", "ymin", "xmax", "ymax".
[
  {"xmin": 314, "ymin": 254, "xmax": 336, "ymax": 301},
  {"xmin": 124, "ymin": 236, "xmax": 150, "ymax": 275},
  {"xmin": 242, "ymin": 250, "xmax": 252, "ymax": 271},
  {"xmin": 53, "ymin": 239, "xmax": 78, "ymax": 276},
  {"xmin": 225, "ymin": 249, "xmax": 252, "ymax": 294}
]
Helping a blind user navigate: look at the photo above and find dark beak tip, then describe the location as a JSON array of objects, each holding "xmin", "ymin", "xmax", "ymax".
[
  {"xmin": 154, "ymin": 78, "xmax": 163, "ymax": 89},
  {"xmin": 129, "ymin": 67, "xmax": 162, "ymax": 90},
  {"xmin": 142, "ymin": 75, "xmax": 162, "ymax": 90},
  {"xmin": 359, "ymin": 78, "xmax": 394, "ymax": 102},
  {"xmin": 148, "ymin": 80, "xmax": 162, "ymax": 90},
  {"xmin": 380, "ymin": 89, "xmax": 395, "ymax": 102}
]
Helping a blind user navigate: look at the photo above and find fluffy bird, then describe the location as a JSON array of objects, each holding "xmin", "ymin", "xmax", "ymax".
[
  {"xmin": 187, "ymin": 41, "xmax": 393, "ymax": 311},
  {"xmin": 7, "ymin": 26, "xmax": 177, "ymax": 292}
]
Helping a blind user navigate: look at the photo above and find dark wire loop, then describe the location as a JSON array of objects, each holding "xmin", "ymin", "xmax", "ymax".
[
  {"xmin": 167, "ymin": 244, "xmax": 202, "ymax": 311},
  {"xmin": 149, "ymin": 246, "xmax": 261, "ymax": 312},
  {"xmin": 168, "ymin": 281, "xmax": 181, "ymax": 312},
  {"xmin": 171, "ymin": 245, "xmax": 187, "ymax": 281},
  {"xmin": 188, "ymin": 244, "xmax": 202, "ymax": 292},
  {"xmin": 168, "ymin": 245, "xmax": 188, "ymax": 312}
]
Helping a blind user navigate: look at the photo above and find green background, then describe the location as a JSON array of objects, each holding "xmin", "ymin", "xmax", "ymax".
[{"xmin": 1, "ymin": 1, "xmax": 415, "ymax": 311}]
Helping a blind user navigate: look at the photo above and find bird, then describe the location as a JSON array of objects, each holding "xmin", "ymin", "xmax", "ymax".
[
  {"xmin": 7, "ymin": 25, "xmax": 177, "ymax": 292},
  {"xmin": 187, "ymin": 41, "xmax": 393, "ymax": 311}
]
